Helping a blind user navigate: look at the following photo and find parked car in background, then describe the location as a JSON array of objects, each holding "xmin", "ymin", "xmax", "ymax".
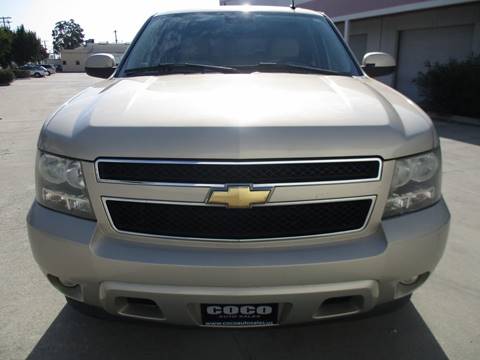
[
  {"xmin": 20, "ymin": 65, "xmax": 49, "ymax": 78},
  {"xmin": 40, "ymin": 64, "xmax": 56, "ymax": 75},
  {"xmin": 37, "ymin": 66, "xmax": 50, "ymax": 76}
]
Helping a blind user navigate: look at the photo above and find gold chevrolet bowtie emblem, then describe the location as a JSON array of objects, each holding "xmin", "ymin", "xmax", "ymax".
[{"xmin": 208, "ymin": 186, "xmax": 271, "ymax": 208}]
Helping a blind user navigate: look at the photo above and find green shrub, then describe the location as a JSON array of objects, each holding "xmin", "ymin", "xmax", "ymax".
[
  {"xmin": 0, "ymin": 69, "xmax": 14, "ymax": 85},
  {"xmin": 13, "ymin": 69, "xmax": 30, "ymax": 78},
  {"xmin": 414, "ymin": 55, "xmax": 480, "ymax": 118}
]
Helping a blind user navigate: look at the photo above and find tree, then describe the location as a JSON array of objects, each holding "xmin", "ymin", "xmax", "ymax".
[
  {"xmin": 0, "ymin": 28, "xmax": 13, "ymax": 67},
  {"xmin": 52, "ymin": 19, "xmax": 85, "ymax": 54},
  {"xmin": 39, "ymin": 45, "xmax": 49, "ymax": 61},
  {"xmin": 11, "ymin": 25, "xmax": 43, "ymax": 65},
  {"xmin": 415, "ymin": 55, "xmax": 480, "ymax": 118}
]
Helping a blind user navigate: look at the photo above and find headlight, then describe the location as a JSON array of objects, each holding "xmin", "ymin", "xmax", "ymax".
[
  {"xmin": 36, "ymin": 152, "xmax": 95, "ymax": 220},
  {"xmin": 383, "ymin": 149, "xmax": 442, "ymax": 218}
]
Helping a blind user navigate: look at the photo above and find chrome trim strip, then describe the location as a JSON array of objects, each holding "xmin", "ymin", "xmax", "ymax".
[
  {"xmin": 101, "ymin": 195, "xmax": 377, "ymax": 242},
  {"xmin": 95, "ymin": 158, "xmax": 383, "ymax": 187}
]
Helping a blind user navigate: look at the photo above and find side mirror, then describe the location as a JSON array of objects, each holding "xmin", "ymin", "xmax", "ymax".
[
  {"xmin": 85, "ymin": 53, "xmax": 116, "ymax": 78},
  {"xmin": 362, "ymin": 52, "xmax": 396, "ymax": 77}
]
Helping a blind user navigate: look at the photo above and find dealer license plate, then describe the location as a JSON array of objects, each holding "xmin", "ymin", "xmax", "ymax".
[{"xmin": 201, "ymin": 303, "xmax": 279, "ymax": 327}]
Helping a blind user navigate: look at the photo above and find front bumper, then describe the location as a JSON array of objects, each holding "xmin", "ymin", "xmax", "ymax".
[{"xmin": 27, "ymin": 199, "xmax": 450, "ymax": 326}]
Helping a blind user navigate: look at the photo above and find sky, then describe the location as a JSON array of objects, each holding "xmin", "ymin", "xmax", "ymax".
[{"xmin": 1, "ymin": 0, "xmax": 219, "ymax": 52}]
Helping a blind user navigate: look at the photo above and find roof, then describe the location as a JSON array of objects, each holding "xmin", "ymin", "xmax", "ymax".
[
  {"xmin": 302, "ymin": 0, "xmax": 476, "ymax": 20},
  {"xmin": 153, "ymin": 5, "xmax": 324, "ymax": 17}
]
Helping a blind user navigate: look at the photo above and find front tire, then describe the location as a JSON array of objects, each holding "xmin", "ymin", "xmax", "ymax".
[{"xmin": 34, "ymin": 72, "xmax": 41, "ymax": 78}]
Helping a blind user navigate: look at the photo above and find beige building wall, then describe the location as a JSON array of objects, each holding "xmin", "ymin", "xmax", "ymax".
[
  {"xmin": 343, "ymin": 3, "xmax": 480, "ymax": 97},
  {"xmin": 345, "ymin": 3, "xmax": 480, "ymax": 61},
  {"xmin": 61, "ymin": 43, "xmax": 130, "ymax": 72},
  {"xmin": 61, "ymin": 50, "xmax": 86, "ymax": 72}
]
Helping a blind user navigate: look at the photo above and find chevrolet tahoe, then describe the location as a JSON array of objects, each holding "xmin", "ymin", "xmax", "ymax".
[{"xmin": 27, "ymin": 6, "xmax": 450, "ymax": 327}]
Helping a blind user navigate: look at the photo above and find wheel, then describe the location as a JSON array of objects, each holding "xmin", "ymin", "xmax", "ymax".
[
  {"xmin": 34, "ymin": 72, "xmax": 41, "ymax": 78},
  {"xmin": 66, "ymin": 297, "xmax": 117, "ymax": 320}
]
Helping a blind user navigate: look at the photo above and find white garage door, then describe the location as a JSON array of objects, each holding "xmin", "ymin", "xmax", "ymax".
[{"xmin": 396, "ymin": 25, "xmax": 474, "ymax": 102}]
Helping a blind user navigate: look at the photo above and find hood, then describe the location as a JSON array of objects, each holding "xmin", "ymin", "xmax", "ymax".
[{"xmin": 39, "ymin": 73, "xmax": 435, "ymax": 161}]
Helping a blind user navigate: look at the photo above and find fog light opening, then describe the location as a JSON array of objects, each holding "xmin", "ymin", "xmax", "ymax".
[
  {"xmin": 400, "ymin": 275, "xmax": 420, "ymax": 286},
  {"xmin": 59, "ymin": 279, "xmax": 79, "ymax": 288},
  {"xmin": 396, "ymin": 272, "xmax": 431, "ymax": 298},
  {"xmin": 47, "ymin": 274, "xmax": 83, "ymax": 301}
]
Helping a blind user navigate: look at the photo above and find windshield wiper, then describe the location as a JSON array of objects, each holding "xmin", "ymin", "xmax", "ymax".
[
  {"xmin": 124, "ymin": 63, "xmax": 238, "ymax": 76},
  {"xmin": 124, "ymin": 62, "xmax": 349, "ymax": 77},
  {"xmin": 238, "ymin": 62, "xmax": 350, "ymax": 76}
]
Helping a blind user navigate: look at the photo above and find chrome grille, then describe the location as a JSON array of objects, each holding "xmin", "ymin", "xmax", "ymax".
[{"xmin": 96, "ymin": 158, "xmax": 382, "ymax": 186}]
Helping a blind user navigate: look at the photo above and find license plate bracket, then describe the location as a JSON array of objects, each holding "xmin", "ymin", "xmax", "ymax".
[{"xmin": 201, "ymin": 303, "xmax": 279, "ymax": 327}]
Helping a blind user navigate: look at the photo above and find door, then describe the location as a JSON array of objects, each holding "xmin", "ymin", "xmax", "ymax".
[{"xmin": 396, "ymin": 25, "xmax": 474, "ymax": 102}]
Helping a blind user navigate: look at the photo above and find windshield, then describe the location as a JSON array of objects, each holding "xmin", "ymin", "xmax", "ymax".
[{"xmin": 120, "ymin": 11, "xmax": 360, "ymax": 76}]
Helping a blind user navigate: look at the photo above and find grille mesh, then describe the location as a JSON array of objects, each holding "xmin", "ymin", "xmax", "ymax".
[
  {"xmin": 97, "ymin": 160, "xmax": 380, "ymax": 184},
  {"xmin": 106, "ymin": 199, "xmax": 373, "ymax": 240}
]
